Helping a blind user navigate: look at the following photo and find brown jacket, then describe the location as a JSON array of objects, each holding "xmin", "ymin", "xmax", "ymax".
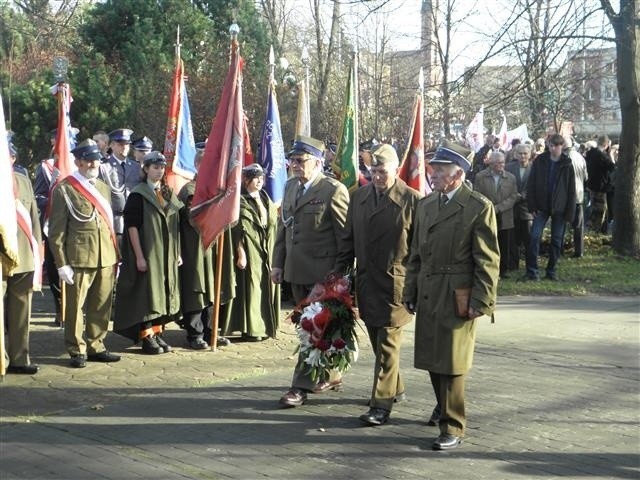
[{"xmin": 335, "ymin": 179, "xmax": 420, "ymax": 328}]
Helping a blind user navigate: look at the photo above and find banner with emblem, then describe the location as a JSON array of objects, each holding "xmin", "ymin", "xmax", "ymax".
[
  {"xmin": 51, "ymin": 83, "xmax": 75, "ymax": 181},
  {"xmin": 258, "ymin": 62, "xmax": 286, "ymax": 205},
  {"xmin": 398, "ymin": 85, "xmax": 427, "ymax": 196},
  {"xmin": 191, "ymin": 34, "xmax": 244, "ymax": 251},
  {"xmin": 332, "ymin": 54, "xmax": 359, "ymax": 192}
]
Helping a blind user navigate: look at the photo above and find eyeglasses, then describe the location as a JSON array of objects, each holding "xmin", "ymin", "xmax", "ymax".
[{"xmin": 289, "ymin": 155, "xmax": 314, "ymax": 166}]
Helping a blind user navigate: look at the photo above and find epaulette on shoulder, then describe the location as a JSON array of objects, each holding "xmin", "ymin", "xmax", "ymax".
[{"xmin": 470, "ymin": 190, "xmax": 492, "ymax": 206}]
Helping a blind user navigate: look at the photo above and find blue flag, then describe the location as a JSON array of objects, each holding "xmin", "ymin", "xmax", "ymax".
[
  {"xmin": 172, "ymin": 79, "xmax": 197, "ymax": 179},
  {"xmin": 258, "ymin": 82, "xmax": 286, "ymax": 204}
]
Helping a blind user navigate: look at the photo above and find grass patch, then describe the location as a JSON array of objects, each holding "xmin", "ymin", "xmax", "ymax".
[{"xmin": 498, "ymin": 233, "xmax": 640, "ymax": 296}]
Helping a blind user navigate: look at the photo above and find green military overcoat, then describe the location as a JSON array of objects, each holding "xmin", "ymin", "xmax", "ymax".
[
  {"xmin": 273, "ymin": 173, "xmax": 349, "ymax": 286},
  {"xmin": 114, "ymin": 183, "xmax": 182, "ymax": 340},
  {"xmin": 222, "ymin": 190, "xmax": 280, "ymax": 338},
  {"xmin": 177, "ymin": 181, "xmax": 215, "ymax": 314},
  {"xmin": 335, "ymin": 179, "xmax": 420, "ymax": 328},
  {"xmin": 12, "ymin": 171, "xmax": 42, "ymax": 275},
  {"xmin": 403, "ymin": 183, "xmax": 500, "ymax": 375}
]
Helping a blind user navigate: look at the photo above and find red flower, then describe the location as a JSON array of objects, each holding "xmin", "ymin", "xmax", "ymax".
[
  {"xmin": 332, "ymin": 338, "xmax": 346, "ymax": 350},
  {"xmin": 313, "ymin": 308, "xmax": 331, "ymax": 330},
  {"xmin": 316, "ymin": 339, "xmax": 331, "ymax": 351},
  {"xmin": 300, "ymin": 319, "xmax": 314, "ymax": 332}
]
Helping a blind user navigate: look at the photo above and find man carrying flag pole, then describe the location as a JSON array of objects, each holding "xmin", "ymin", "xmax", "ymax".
[
  {"xmin": 398, "ymin": 68, "xmax": 427, "ymax": 197},
  {"xmin": 191, "ymin": 24, "xmax": 244, "ymax": 351},
  {"xmin": 331, "ymin": 52, "xmax": 359, "ymax": 193},
  {"xmin": 258, "ymin": 45, "xmax": 287, "ymax": 206}
]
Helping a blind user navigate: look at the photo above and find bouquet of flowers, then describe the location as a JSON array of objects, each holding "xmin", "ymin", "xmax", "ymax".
[{"xmin": 290, "ymin": 275, "xmax": 359, "ymax": 382}]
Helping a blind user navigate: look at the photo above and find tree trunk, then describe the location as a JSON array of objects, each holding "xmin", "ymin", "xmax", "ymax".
[{"xmin": 606, "ymin": 0, "xmax": 640, "ymax": 256}]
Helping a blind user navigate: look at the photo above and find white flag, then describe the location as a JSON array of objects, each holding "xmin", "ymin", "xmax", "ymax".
[{"xmin": 465, "ymin": 106, "xmax": 484, "ymax": 152}]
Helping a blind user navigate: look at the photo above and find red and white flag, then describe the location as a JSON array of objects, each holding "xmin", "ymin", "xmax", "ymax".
[
  {"xmin": 51, "ymin": 83, "xmax": 75, "ymax": 181},
  {"xmin": 398, "ymin": 92, "xmax": 427, "ymax": 196},
  {"xmin": 498, "ymin": 113, "xmax": 508, "ymax": 150},
  {"xmin": 0, "ymin": 93, "xmax": 19, "ymax": 275},
  {"xmin": 191, "ymin": 39, "xmax": 244, "ymax": 250}
]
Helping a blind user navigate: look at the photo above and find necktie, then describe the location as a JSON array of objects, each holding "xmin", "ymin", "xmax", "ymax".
[
  {"xmin": 440, "ymin": 194, "xmax": 448, "ymax": 208},
  {"xmin": 295, "ymin": 183, "xmax": 305, "ymax": 206}
]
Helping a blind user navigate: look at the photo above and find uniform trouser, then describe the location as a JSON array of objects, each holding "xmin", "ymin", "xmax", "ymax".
[
  {"xmin": 367, "ymin": 325, "xmax": 404, "ymax": 411},
  {"xmin": 64, "ymin": 266, "xmax": 114, "ymax": 356},
  {"xmin": 43, "ymin": 238, "xmax": 61, "ymax": 315},
  {"xmin": 181, "ymin": 307, "xmax": 212, "ymax": 341},
  {"xmin": 429, "ymin": 371, "xmax": 466, "ymax": 437},
  {"xmin": 572, "ymin": 203, "xmax": 584, "ymax": 256},
  {"xmin": 3, "ymin": 272, "xmax": 34, "ymax": 366},
  {"xmin": 290, "ymin": 282, "xmax": 341, "ymax": 391}
]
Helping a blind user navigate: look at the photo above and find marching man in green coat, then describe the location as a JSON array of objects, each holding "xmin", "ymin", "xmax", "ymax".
[{"xmin": 403, "ymin": 140, "xmax": 500, "ymax": 450}]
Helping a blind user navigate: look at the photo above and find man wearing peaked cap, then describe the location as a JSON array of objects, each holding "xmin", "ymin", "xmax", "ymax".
[
  {"xmin": 429, "ymin": 139, "xmax": 474, "ymax": 172},
  {"xmin": 333, "ymin": 142, "xmax": 421, "ymax": 426},
  {"xmin": 99, "ymin": 128, "xmax": 138, "ymax": 237},
  {"xmin": 274, "ymin": 134, "xmax": 350, "ymax": 408},
  {"xmin": 132, "ymin": 136, "xmax": 153, "ymax": 164},
  {"xmin": 48, "ymin": 138, "xmax": 121, "ymax": 368},
  {"xmin": 403, "ymin": 138, "xmax": 500, "ymax": 451}
]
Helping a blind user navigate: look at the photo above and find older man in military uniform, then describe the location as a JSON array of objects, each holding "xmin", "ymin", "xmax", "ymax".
[
  {"xmin": 99, "ymin": 128, "xmax": 138, "ymax": 238},
  {"xmin": 334, "ymin": 143, "xmax": 421, "ymax": 425},
  {"xmin": 272, "ymin": 135, "xmax": 350, "ymax": 408},
  {"xmin": 403, "ymin": 140, "xmax": 500, "ymax": 450},
  {"xmin": 4, "ymin": 144, "xmax": 42, "ymax": 374},
  {"xmin": 48, "ymin": 139, "xmax": 121, "ymax": 368}
]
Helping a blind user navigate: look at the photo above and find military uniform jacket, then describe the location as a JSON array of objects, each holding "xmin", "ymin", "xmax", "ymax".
[
  {"xmin": 473, "ymin": 169, "xmax": 518, "ymax": 230},
  {"xmin": 273, "ymin": 172, "xmax": 349, "ymax": 285},
  {"xmin": 48, "ymin": 177, "xmax": 118, "ymax": 269},
  {"xmin": 403, "ymin": 183, "xmax": 500, "ymax": 375},
  {"xmin": 335, "ymin": 179, "xmax": 420, "ymax": 328},
  {"xmin": 13, "ymin": 171, "xmax": 42, "ymax": 274},
  {"xmin": 99, "ymin": 155, "xmax": 141, "ymax": 234}
]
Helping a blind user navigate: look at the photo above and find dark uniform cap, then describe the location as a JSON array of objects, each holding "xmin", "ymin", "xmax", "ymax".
[
  {"xmin": 288, "ymin": 135, "xmax": 325, "ymax": 158},
  {"xmin": 359, "ymin": 139, "xmax": 379, "ymax": 151},
  {"xmin": 143, "ymin": 151, "xmax": 167, "ymax": 166},
  {"xmin": 8, "ymin": 142, "xmax": 17, "ymax": 156},
  {"xmin": 370, "ymin": 143, "xmax": 399, "ymax": 166},
  {"xmin": 71, "ymin": 139, "xmax": 102, "ymax": 161},
  {"xmin": 132, "ymin": 136, "xmax": 153, "ymax": 151},
  {"xmin": 242, "ymin": 163, "xmax": 264, "ymax": 179},
  {"xmin": 430, "ymin": 139, "xmax": 473, "ymax": 172},
  {"xmin": 195, "ymin": 141, "xmax": 207, "ymax": 150},
  {"xmin": 108, "ymin": 128, "xmax": 133, "ymax": 144}
]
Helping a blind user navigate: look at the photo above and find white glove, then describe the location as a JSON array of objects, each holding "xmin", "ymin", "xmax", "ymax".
[{"xmin": 58, "ymin": 265, "xmax": 75, "ymax": 285}]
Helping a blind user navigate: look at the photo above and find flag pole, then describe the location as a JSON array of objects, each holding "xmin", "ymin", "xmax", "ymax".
[
  {"xmin": 301, "ymin": 46, "xmax": 310, "ymax": 135},
  {"xmin": 209, "ymin": 23, "xmax": 240, "ymax": 352}
]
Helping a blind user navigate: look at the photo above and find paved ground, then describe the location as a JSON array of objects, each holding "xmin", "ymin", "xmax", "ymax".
[{"xmin": 0, "ymin": 292, "xmax": 638, "ymax": 479}]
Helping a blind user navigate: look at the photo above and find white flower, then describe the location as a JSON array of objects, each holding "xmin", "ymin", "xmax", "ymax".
[
  {"xmin": 300, "ymin": 302, "xmax": 323, "ymax": 321},
  {"xmin": 304, "ymin": 348, "xmax": 325, "ymax": 367}
]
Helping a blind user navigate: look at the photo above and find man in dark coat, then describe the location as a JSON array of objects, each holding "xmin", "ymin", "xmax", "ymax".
[
  {"xmin": 334, "ymin": 144, "xmax": 421, "ymax": 426},
  {"xmin": 585, "ymin": 134, "xmax": 614, "ymax": 233},
  {"xmin": 525, "ymin": 133, "xmax": 576, "ymax": 281},
  {"xmin": 272, "ymin": 135, "xmax": 350, "ymax": 408},
  {"xmin": 506, "ymin": 143, "xmax": 533, "ymax": 270},
  {"xmin": 403, "ymin": 140, "xmax": 500, "ymax": 450}
]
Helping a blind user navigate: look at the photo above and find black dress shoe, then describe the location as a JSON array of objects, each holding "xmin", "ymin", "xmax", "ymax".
[
  {"xmin": 70, "ymin": 354, "xmax": 87, "ymax": 368},
  {"xmin": 186, "ymin": 338, "xmax": 209, "ymax": 350},
  {"xmin": 432, "ymin": 434, "xmax": 462, "ymax": 450},
  {"xmin": 359, "ymin": 408, "xmax": 390, "ymax": 426},
  {"xmin": 279, "ymin": 388, "xmax": 307, "ymax": 408},
  {"xmin": 312, "ymin": 379, "xmax": 343, "ymax": 393},
  {"xmin": 155, "ymin": 335, "xmax": 172, "ymax": 353},
  {"xmin": 217, "ymin": 336, "xmax": 231, "ymax": 347},
  {"xmin": 427, "ymin": 404, "xmax": 441, "ymax": 426},
  {"xmin": 141, "ymin": 336, "xmax": 163, "ymax": 355},
  {"xmin": 87, "ymin": 351, "xmax": 121, "ymax": 363},
  {"xmin": 7, "ymin": 364, "xmax": 39, "ymax": 375}
]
